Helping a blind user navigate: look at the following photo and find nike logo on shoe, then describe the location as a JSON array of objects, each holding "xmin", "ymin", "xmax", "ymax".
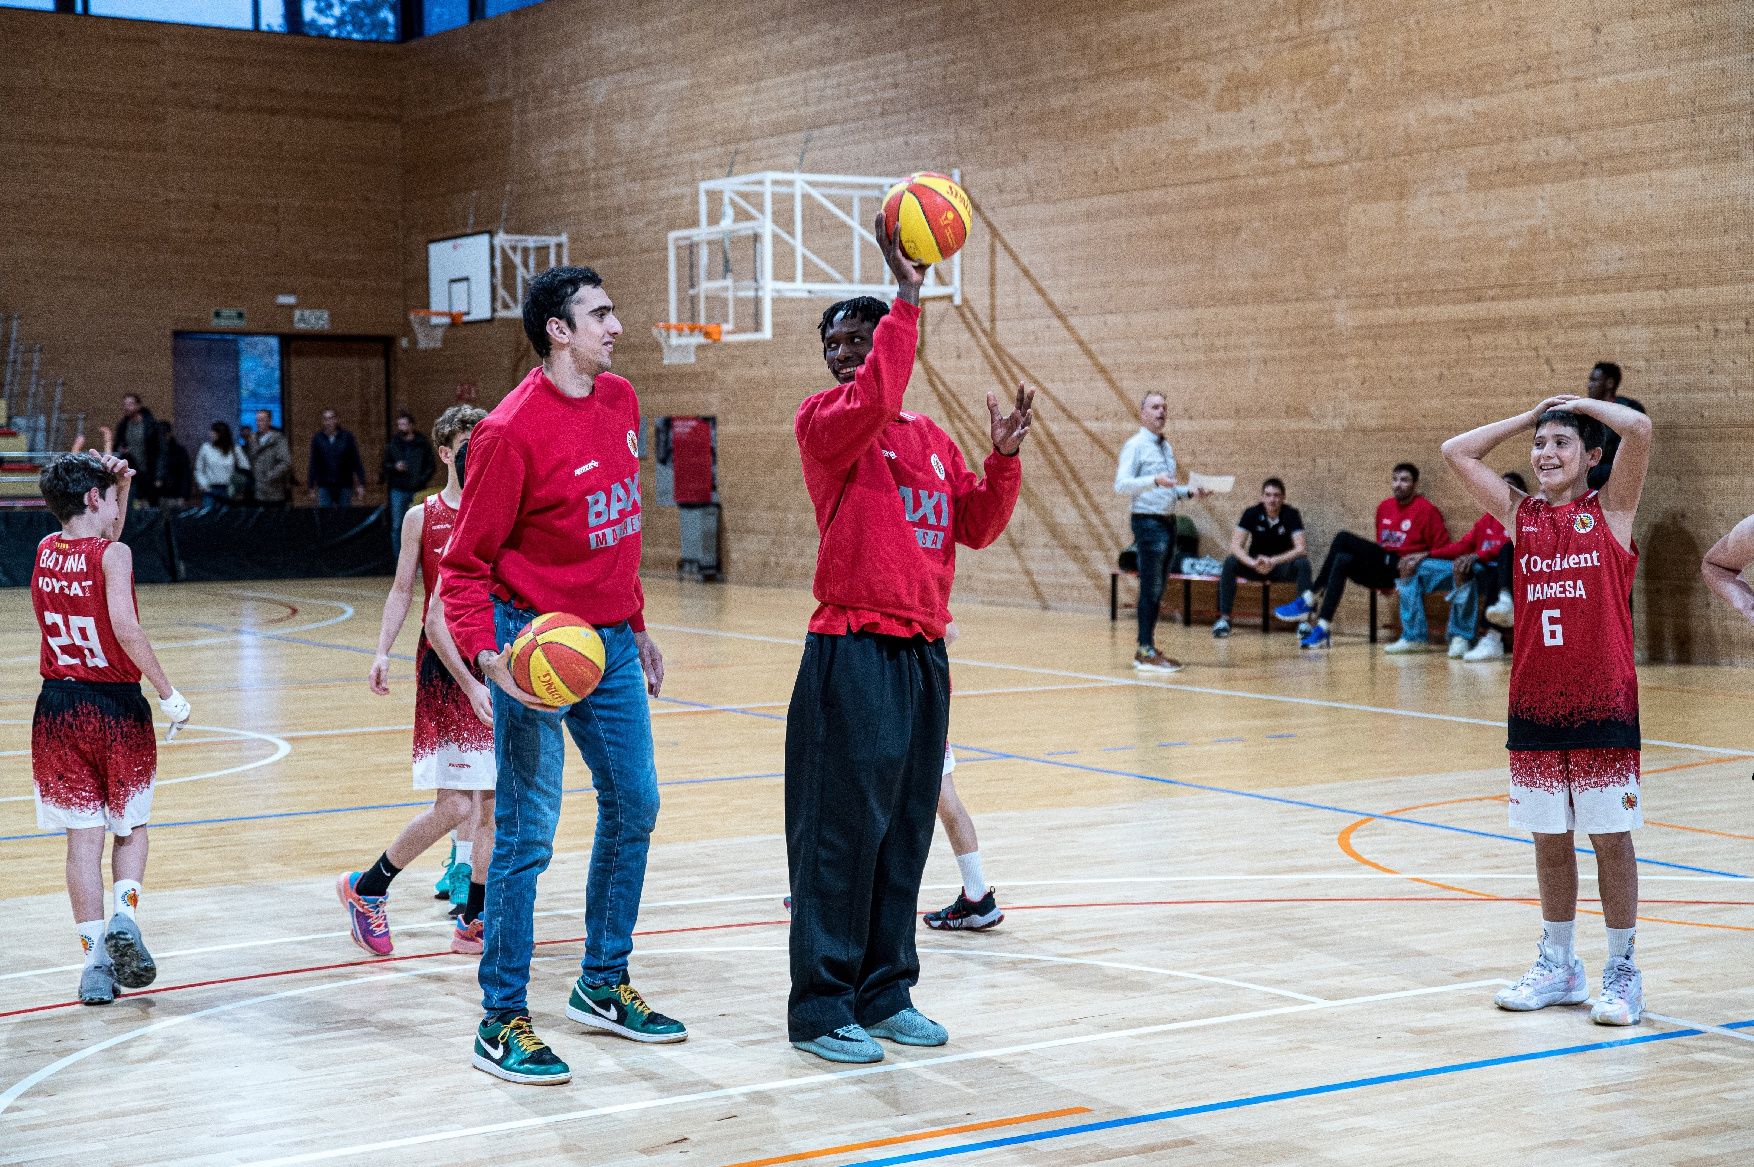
[
  {"xmin": 480, "ymin": 1038, "xmax": 505, "ymax": 1058},
  {"xmin": 586, "ymin": 996, "xmax": 619, "ymax": 1020}
]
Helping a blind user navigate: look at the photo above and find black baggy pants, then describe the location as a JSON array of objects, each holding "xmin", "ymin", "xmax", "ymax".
[
  {"xmin": 1314, "ymin": 530, "xmax": 1399, "ymax": 622},
  {"xmin": 785, "ymin": 630, "xmax": 950, "ymax": 1042}
]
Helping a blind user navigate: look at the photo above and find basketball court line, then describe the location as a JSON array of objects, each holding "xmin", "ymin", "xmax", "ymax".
[
  {"xmin": 717, "ymin": 1106, "xmax": 1094, "ymax": 1167},
  {"xmin": 0, "ymin": 591, "xmax": 358, "ymax": 666},
  {"xmin": 834, "ymin": 1018, "xmax": 1754, "ymax": 1167},
  {"xmin": 0, "ymin": 723, "xmax": 290, "ymax": 806},
  {"xmin": 228, "ymin": 966, "xmax": 1504, "ymax": 1166}
]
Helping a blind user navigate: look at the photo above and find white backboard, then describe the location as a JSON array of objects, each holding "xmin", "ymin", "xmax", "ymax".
[{"xmin": 427, "ymin": 232, "xmax": 493, "ymax": 323}]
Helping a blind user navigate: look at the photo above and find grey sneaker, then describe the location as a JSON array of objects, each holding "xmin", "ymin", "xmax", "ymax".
[
  {"xmin": 1495, "ymin": 946, "xmax": 1588, "ymax": 1011},
  {"xmin": 1591, "ymin": 958, "xmax": 1644, "ymax": 1026},
  {"xmin": 79, "ymin": 959, "xmax": 117, "ymax": 1006},
  {"xmin": 1211, "ymin": 617, "xmax": 1231, "ymax": 639},
  {"xmin": 103, "ymin": 913, "xmax": 158, "ymax": 989},
  {"xmin": 866, "ymin": 1007, "xmax": 948, "ymax": 1047},
  {"xmin": 793, "ymin": 1024, "xmax": 884, "ymax": 1063}
]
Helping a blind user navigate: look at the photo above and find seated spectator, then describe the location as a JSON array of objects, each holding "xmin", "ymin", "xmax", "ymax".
[
  {"xmin": 1213, "ymin": 477, "xmax": 1311, "ymax": 638},
  {"xmin": 194, "ymin": 419, "xmax": 250, "ymax": 508},
  {"xmin": 1273, "ymin": 462, "xmax": 1449, "ymax": 650},
  {"xmin": 1393, "ymin": 471, "xmax": 1526, "ymax": 658}
]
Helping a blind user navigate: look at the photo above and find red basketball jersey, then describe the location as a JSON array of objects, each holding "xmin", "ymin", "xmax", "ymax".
[
  {"xmin": 32, "ymin": 534, "xmax": 141, "ymax": 684},
  {"xmin": 1507, "ymin": 492, "xmax": 1639, "ymax": 749},
  {"xmin": 419, "ymin": 493, "xmax": 458, "ymax": 621}
]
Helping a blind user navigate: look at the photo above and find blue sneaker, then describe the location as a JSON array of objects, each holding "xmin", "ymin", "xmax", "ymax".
[
  {"xmin": 1273, "ymin": 595, "xmax": 1314, "ymax": 622},
  {"xmin": 1299, "ymin": 624, "xmax": 1330, "ymax": 650},
  {"xmin": 866, "ymin": 1007, "xmax": 948, "ymax": 1046},
  {"xmin": 792, "ymin": 1024, "xmax": 884, "ymax": 1063}
]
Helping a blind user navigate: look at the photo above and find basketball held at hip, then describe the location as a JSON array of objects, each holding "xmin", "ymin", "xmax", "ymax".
[
  {"xmin": 882, "ymin": 172, "xmax": 972, "ymax": 265},
  {"xmin": 508, "ymin": 613, "xmax": 606, "ymax": 706}
]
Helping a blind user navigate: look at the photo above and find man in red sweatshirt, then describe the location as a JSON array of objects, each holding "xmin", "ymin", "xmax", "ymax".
[
  {"xmin": 785, "ymin": 218, "xmax": 1033, "ymax": 1064},
  {"xmin": 1414, "ymin": 470, "xmax": 1526, "ymax": 661},
  {"xmin": 1274, "ymin": 462, "xmax": 1449, "ymax": 649},
  {"xmin": 440, "ymin": 265, "xmax": 684, "ymax": 1087}
]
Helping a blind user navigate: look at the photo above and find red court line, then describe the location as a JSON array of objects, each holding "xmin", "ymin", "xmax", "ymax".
[{"xmin": 717, "ymin": 1106, "xmax": 1093, "ymax": 1167}]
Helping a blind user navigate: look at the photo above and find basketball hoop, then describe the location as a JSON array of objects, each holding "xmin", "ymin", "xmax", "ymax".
[
  {"xmin": 409, "ymin": 309, "xmax": 463, "ymax": 350},
  {"xmin": 652, "ymin": 322, "xmax": 723, "ymax": 365}
]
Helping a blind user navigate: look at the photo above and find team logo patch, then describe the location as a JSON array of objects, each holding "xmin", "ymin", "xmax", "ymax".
[
  {"xmin": 1622, "ymin": 792, "xmax": 1638, "ymax": 810},
  {"xmin": 1400, "ymin": 519, "xmax": 1411, "ymax": 531},
  {"xmin": 1573, "ymin": 512, "xmax": 1596, "ymax": 534},
  {"xmin": 122, "ymin": 887, "xmax": 138, "ymax": 910},
  {"xmin": 626, "ymin": 430, "xmax": 639, "ymax": 458},
  {"xmin": 931, "ymin": 453, "xmax": 946, "ymax": 480}
]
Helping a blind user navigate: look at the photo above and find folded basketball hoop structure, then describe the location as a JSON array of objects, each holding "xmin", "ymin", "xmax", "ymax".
[
  {"xmin": 661, "ymin": 171, "xmax": 962, "ymax": 359},
  {"xmin": 408, "ymin": 309, "xmax": 462, "ymax": 350}
]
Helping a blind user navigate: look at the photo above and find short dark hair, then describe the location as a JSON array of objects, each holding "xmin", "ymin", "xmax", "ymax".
[
  {"xmin": 817, "ymin": 296, "xmax": 888, "ymax": 343},
  {"xmin": 455, "ymin": 437, "xmax": 471, "ymax": 489},
  {"xmin": 40, "ymin": 453, "xmax": 117, "ymax": 522},
  {"xmin": 1592, "ymin": 361, "xmax": 1621, "ymax": 388},
  {"xmin": 522, "ymin": 265, "xmax": 603, "ymax": 358},
  {"xmin": 396, "ymin": 409, "xmax": 415, "ymax": 423},
  {"xmin": 1535, "ymin": 409, "xmax": 1605, "ymax": 452},
  {"xmin": 1262, "ymin": 477, "xmax": 1285, "ymax": 494},
  {"xmin": 1392, "ymin": 462, "xmax": 1420, "ymax": 481},
  {"xmin": 1502, "ymin": 471, "xmax": 1529, "ymax": 493},
  {"xmin": 433, "ymin": 404, "xmax": 486, "ymax": 449}
]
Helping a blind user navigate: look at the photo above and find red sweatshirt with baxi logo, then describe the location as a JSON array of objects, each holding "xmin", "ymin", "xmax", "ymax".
[{"xmin": 795, "ymin": 299, "xmax": 1021, "ymax": 640}]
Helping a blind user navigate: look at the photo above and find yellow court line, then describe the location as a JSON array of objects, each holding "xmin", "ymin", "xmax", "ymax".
[{"xmin": 716, "ymin": 1106, "xmax": 1093, "ymax": 1167}]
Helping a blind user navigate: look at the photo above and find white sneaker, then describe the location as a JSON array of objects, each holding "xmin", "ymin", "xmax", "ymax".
[
  {"xmin": 1463, "ymin": 630, "xmax": 1505, "ymax": 661},
  {"xmin": 1494, "ymin": 947, "xmax": 1589, "ymax": 1011},
  {"xmin": 1485, "ymin": 591, "xmax": 1514, "ymax": 627},
  {"xmin": 1447, "ymin": 635, "xmax": 1471, "ymax": 658},
  {"xmin": 1590, "ymin": 958, "xmax": 1644, "ymax": 1026},
  {"xmin": 1382, "ymin": 638, "xmax": 1432, "ymax": 654}
]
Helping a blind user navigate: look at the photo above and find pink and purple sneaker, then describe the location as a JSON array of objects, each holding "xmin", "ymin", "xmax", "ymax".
[{"xmin": 336, "ymin": 872, "xmax": 392, "ymax": 955}]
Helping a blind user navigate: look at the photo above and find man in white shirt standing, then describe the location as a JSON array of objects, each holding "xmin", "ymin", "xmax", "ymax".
[{"xmin": 1114, "ymin": 391, "xmax": 1208, "ymax": 672}]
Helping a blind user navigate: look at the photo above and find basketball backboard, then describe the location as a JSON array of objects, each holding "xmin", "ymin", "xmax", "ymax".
[{"xmin": 427, "ymin": 232, "xmax": 493, "ymax": 323}]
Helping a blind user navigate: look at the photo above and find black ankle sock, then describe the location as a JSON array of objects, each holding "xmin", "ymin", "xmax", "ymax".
[
  {"xmin": 354, "ymin": 852, "xmax": 401, "ymax": 898},
  {"xmin": 462, "ymin": 879, "xmax": 485, "ymax": 924}
]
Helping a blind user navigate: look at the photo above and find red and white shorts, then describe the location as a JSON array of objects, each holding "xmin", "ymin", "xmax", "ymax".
[
  {"xmin": 1507, "ymin": 747, "xmax": 1642, "ymax": 834},
  {"xmin": 32, "ymin": 680, "xmax": 157, "ymax": 836}
]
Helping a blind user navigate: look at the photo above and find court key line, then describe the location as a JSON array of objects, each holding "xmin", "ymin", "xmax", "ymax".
[{"xmin": 0, "ymin": 722, "xmax": 291, "ymax": 806}]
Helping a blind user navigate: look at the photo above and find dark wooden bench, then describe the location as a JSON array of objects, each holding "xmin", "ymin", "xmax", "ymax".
[{"xmin": 1109, "ymin": 571, "xmax": 1278, "ymax": 632}]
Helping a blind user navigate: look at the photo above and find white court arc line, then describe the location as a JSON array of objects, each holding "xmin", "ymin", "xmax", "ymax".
[
  {"xmin": 0, "ymin": 590, "xmax": 357, "ymax": 666},
  {"xmin": 3, "ymin": 873, "xmax": 1742, "ymax": 987},
  {"xmin": 644, "ymin": 621, "xmax": 1754, "ymax": 757},
  {"xmin": 238, "ymin": 957, "xmax": 1508, "ymax": 1167},
  {"xmin": 0, "ymin": 723, "xmax": 290, "ymax": 803}
]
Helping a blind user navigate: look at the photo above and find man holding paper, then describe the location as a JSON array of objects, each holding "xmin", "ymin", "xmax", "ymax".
[
  {"xmin": 1114, "ymin": 391, "xmax": 1210, "ymax": 673},
  {"xmin": 1213, "ymin": 478, "xmax": 1312, "ymax": 638}
]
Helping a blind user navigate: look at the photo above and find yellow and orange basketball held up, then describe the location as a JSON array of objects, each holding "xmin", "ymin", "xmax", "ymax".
[
  {"xmin": 882, "ymin": 171, "xmax": 972, "ymax": 265},
  {"xmin": 509, "ymin": 613, "xmax": 606, "ymax": 706}
]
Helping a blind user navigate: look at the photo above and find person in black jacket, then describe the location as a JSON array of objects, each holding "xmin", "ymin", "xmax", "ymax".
[
  {"xmin": 113, "ymin": 394, "xmax": 161, "ymax": 505},
  {"xmin": 382, "ymin": 410, "xmax": 436, "ymax": 555},
  {"xmin": 308, "ymin": 409, "xmax": 366, "ymax": 507}
]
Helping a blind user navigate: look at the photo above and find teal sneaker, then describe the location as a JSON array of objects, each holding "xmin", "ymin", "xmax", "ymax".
[
  {"xmin": 792, "ymin": 1024, "xmax": 883, "ymax": 1063},
  {"xmin": 564, "ymin": 977, "xmax": 687, "ymax": 1043},
  {"xmin": 434, "ymin": 842, "xmax": 454, "ymax": 900},
  {"xmin": 867, "ymin": 1007, "xmax": 948, "ymax": 1046},
  {"xmin": 471, "ymin": 1014, "xmax": 571, "ymax": 1085},
  {"xmin": 447, "ymin": 862, "xmax": 473, "ymax": 911}
]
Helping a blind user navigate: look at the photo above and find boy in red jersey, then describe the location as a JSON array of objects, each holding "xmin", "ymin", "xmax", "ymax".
[
  {"xmin": 339, "ymin": 405, "xmax": 494, "ymax": 958},
  {"xmin": 31, "ymin": 453, "xmax": 190, "ymax": 1005},
  {"xmin": 1442, "ymin": 392, "xmax": 1652, "ymax": 1026},
  {"xmin": 784, "ymin": 217, "xmax": 1032, "ymax": 1064}
]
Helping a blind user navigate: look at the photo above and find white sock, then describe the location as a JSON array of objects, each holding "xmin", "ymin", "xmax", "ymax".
[
  {"xmin": 1316, "ymin": 618, "xmax": 1331, "ymax": 631},
  {"xmin": 113, "ymin": 880, "xmax": 141, "ymax": 919},
  {"xmin": 1302, "ymin": 590, "xmax": 1316, "ymax": 606},
  {"xmin": 1496, "ymin": 590, "xmax": 1511, "ymax": 606},
  {"xmin": 454, "ymin": 841, "xmax": 474, "ymax": 867},
  {"xmin": 1606, "ymin": 926, "xmax": 1636, "ymax": 964},
  {"xmin": 955, "ymin": 851, "xmax": 987, "ymax": 901},
  {"xmin": 78, "ymin": 919, "xmax": 104, "ymax": 968},
  {"xmin": 1540, "ymin": 919, "xmax": 1576, "ymax": 962}
]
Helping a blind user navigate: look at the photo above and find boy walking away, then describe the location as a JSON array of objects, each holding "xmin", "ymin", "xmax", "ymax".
[
  {"xmin": 31, "ymin": 453, "xmax": 190, "ymax": 1004},
  {"xmin": 341, "ymin": 406, "xmax": 495, "ymax": 957},
  {"xmin": 1442, "ymin": 392, "xmax": 1652, "ymax": 1025}
]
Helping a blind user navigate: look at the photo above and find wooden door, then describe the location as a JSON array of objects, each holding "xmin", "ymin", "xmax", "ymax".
[{"xmin": 284, "ymin": 338, "xmax": 390, "ymax": 502}]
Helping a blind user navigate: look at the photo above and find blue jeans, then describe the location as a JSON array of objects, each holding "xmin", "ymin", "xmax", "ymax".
[
  {"xmin": 316, "ymin": 486, "xmax": 348, "ymax": 507},
  {"xmin": 1397, "ymin": 557, "xmax": 1478, "ymax": 643},
  {"xmin": 1130, "ymin": 514, "xmax": 1174, "ymax": 650},
  {"xmin": 387, "ymin": 488, "xmax": 415, "ymax": 557},
  {"xmin": 478, "ymin": 600, "xmax": 660, "ymax": 1018}
]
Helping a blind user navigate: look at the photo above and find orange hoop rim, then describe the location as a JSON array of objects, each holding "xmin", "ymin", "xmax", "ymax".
[
  {"xmin": 409, "ymin": 309, "xmax": 465, "ymax": 324},
  {"xmin": 653, "ymin": 322, "xmax": 723, "ymax": 342}
]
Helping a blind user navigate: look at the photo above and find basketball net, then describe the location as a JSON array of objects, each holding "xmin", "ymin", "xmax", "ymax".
[{"xmin": 409, "ymin": 310, "xmax": 460, "ymax": 350}]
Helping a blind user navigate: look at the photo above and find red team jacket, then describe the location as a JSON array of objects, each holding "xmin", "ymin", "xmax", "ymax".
[
  {"xmin": 1432, "ymin": 513, "xmax": 1509, "ymax": 561},
  {"xmin": 1508, "ymin": 491, "xmax": 1639, "ymax": 750},
  {"xmin": 32, "ymin": 534, "xmax": 139, "ymax": 684},
  {"xmin": 441, "ymin": 367, "xmax": 647, "ymax": 663},
  {"xmin": 1375, "ymin": 495, "xmax": 1448, "ymax": 556},
  {"xmin": 796, "ymin": 300, "xmax": 1021, "ymax": 639}
]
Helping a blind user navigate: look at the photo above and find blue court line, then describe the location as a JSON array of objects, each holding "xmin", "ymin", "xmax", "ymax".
[
  {"xmin": 960, "ymin": 745, "xmax": 1750, "ymax": 880},
  {"xmin": 0, "ymin": 770, "xmax": 785, "ymax": 842},
  {"xmin": 845, "ymin": 1018, "xmax": 1754, "ymax": 1166}
]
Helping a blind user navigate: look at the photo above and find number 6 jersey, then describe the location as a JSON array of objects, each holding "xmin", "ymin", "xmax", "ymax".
[
  {"xmin": 1508, "ymin": 492, "xmax": 1639, "ymax": 750},
  {"xmin": 32, "ymin": 533, "xmax": 140, "ymax": 684}
]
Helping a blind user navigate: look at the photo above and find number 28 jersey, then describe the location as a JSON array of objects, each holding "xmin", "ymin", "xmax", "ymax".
[
  {"xmin": 32, "ymin": 534, "xmax": 140, "ymax": 684},
  {"xmin": 1507, "ymin": 492, "xmax": 1638, "ymax": 750}
]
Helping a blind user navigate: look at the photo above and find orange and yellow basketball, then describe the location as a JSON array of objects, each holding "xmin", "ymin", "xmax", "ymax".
[
  {"xmin": 508, "ymin": 612, "xmax": 605, "ymax": 706},
  {"xmin": 882, "ymin": 172, "xmax": 972, "ymax": 265}
]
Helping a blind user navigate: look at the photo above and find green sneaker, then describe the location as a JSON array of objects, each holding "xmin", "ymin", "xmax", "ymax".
[
  {"xmin": 471, "ymin": 1015, "xmax": 571, "ymax": 1085},
  {"xmin": 447, "ymin": 862, "xmax": 473, "ymax": 911},
  {"xmin": 434, "ymin": 842, "xmax": 455, "ymax": 900},
  {"xmin": 565, "ymin": 977, "xmax": 688, "ymax": 1043}
]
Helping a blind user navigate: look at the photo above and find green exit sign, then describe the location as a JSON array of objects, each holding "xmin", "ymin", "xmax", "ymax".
[{"xmin": 212, "ymin": 308, "xmax": 246, "ymax": 327}]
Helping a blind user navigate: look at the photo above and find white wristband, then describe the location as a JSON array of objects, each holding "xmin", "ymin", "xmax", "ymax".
[{"xmin": 159, "ymin": 689, "xmax": 191, "ymax": 723}]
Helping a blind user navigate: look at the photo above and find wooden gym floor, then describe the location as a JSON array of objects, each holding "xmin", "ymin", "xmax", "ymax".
[{"xmin": 0, "ymin": 577, "xmax": 1749, "ymax": 1165}]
